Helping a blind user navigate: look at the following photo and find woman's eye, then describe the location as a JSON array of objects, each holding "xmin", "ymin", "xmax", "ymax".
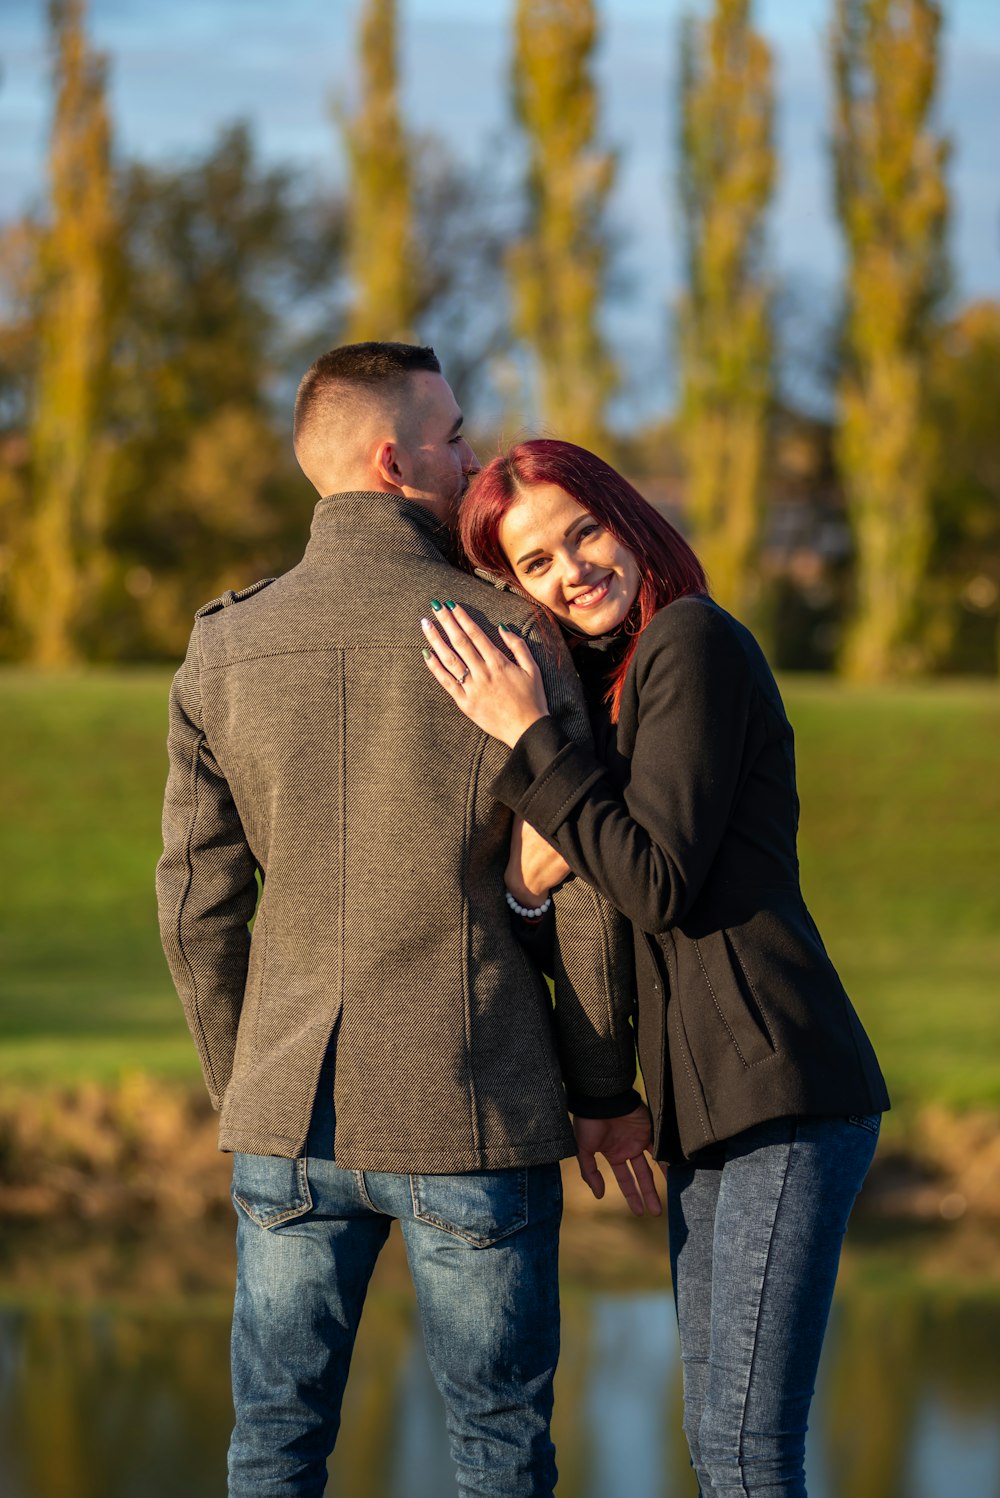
[
  {"xmin": 579, "ymin": 524, "xmax": 600, "ymax": 540},
  {"xmin": 522, "ymin": 558, "xmax": 548, "ymax": 576}
]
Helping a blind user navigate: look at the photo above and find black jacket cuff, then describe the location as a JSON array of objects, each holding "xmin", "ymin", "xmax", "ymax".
[
  {"xmin": 565, "ymin": 1087, "xmax": 643, "ymax": 1119},
  {"xmin": 494, "ymin": 716, "xmax": 605, "ymax": 832}
]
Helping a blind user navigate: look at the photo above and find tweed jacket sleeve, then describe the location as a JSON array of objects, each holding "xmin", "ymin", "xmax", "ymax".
[
  {"xmin": 497, "ymin": 600, "xmax": 755, "ymax": 936},
  {"xmin": 155, "ymin": 625, "xmax": 260, "ymax": 1109},
  {"xmin": 522, "ymin": 619, "xmax": 639, "ymax": 1103}
]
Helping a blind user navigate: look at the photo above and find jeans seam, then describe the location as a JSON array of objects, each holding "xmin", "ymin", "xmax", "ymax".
[
  {"xmin": 718, "ymin": 1122, "xmax": 797, "ymax": 1495},
  {"xmin": 355, "ymin": 1169, "xmax": 377, "ymax": 1211}
]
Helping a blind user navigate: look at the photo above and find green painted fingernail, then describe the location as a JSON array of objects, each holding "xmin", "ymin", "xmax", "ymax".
[
  {"xmin": 430, "ymin": 599, "xmax": 443, "ymax": 611},
  {"xmin": 498, "ymin": 623, "xmax": 508, "ymax": 632},
  {"xmin": 421, "ymin": 647, "xmax": 432, "ymax": 661},
  {"xmin": 445, "ymin": 600, "xmax": 457, "ymax": 609}
]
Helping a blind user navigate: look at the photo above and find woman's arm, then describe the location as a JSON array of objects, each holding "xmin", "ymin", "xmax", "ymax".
[
  {"xmin": 423, "ymin": 599, "xmax": 755, "ymax": 934},
  {"xmin": 505, "ymin": 817, "xmax": 572, "ymax": 907}
]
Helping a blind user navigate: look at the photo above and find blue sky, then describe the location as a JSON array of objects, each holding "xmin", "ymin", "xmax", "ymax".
[{"xmin": 3, "ymin": 0, "xmax": 997, "ymax": 416}]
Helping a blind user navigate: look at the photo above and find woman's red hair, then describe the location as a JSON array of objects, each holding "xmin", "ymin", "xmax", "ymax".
[{"xmin": 459, "ymin": 438, "xmax": 708, "ymax": 722}]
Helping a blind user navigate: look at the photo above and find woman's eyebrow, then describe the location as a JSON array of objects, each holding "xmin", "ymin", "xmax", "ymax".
[{"xmin": 515, "ymin": 515, "xmax": 594, "ymax": 568}]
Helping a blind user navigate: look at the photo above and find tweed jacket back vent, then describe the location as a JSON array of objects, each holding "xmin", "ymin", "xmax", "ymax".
[{"xmin": 156, "ymin": 491, "xmax": 636, "ymax": 1169}]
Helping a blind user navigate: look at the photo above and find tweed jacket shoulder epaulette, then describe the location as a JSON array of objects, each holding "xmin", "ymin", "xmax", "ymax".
[{"xmin": 195, "ymin": 577, "xmax": 278, "ymax": 619}]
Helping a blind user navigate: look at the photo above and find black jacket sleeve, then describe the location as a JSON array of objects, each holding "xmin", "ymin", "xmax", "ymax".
[
  {"xmin": 519, "ymin": 617, "xmax": 639, "ymax": 1102},
  {"xmin": 493, "ymin": 600, "xmax": 756, "ymax": 936}
]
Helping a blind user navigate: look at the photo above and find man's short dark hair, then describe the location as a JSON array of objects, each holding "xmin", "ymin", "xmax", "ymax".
[{"xmin": 294, "ymin": 342, "xmax": 440, "ymax": 445}]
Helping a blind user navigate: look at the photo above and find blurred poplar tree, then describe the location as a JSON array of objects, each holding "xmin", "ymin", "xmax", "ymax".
[
  {"xmin": 14, "ymin": 0, "xmax": 120, "ymax": 666},
  {"xmin": 338, "ymin": 0, "xmax": 418, "ymax": 342},
  {"xmin": 0, "ymin": 224, "xmax": 37, "ymax": 656},
  {"xmin": 924, "ymin": 301, "xmax": 1000, "ymax": 673},
  {"xmin": 509, "ymin": 0, "xmax": 617, "ymax": 449},
  {"xmin": 676, "ymin": 0, "xmax": 775, "ymax": 624},
  {"xmin": 831, "ymin": 0, "xmax": 950, "ymax": 680}
]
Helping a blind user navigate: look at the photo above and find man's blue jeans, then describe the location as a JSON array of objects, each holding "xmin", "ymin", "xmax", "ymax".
[
  {"xmin": 227, "ymin": 1133, "xmax": 562, "ymax": 1498},
  {"xmin": 667, "ymin": 1112, "xmax": 881, "ymax": 1498}
]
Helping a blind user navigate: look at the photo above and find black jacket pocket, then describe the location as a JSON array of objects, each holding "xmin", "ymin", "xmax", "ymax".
[{"xmin": 679, "ymin": 928, "xmax": 777, "ymax": 1069}]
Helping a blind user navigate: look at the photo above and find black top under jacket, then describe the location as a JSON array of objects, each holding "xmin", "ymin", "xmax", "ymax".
[{"xmin": 495, "ymin": 594, "xmax": 891, "ymax": 1164}]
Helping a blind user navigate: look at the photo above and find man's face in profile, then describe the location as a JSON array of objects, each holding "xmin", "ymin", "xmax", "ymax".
[{"xmin": 402, "ymin": 372, "xmax": 481, "ymax": 524}]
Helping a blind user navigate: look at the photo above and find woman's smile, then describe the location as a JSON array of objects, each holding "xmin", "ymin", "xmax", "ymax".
[{"xmin": 568, "ymin": 573, "xmax": 613, "ymax": 610}]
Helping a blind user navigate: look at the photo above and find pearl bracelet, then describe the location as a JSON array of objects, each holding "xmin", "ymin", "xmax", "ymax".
[{"xmin": 505, "ymin": 889, "xmax": 553, "ymax": 921}]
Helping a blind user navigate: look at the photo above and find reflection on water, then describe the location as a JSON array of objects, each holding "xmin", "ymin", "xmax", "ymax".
[
  {"xmin": 1, "ymin": 1232, "xmax": 999, "ymax": 1498},
  {"xmin": 580, "ymin": 1296, "xmax": 678, "ymax": 1498},
  {"xmin": 910, "ymin": 1404, "xmax": 1000, "ymax": 1498}
]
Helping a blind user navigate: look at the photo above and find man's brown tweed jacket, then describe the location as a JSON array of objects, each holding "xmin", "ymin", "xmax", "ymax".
[{"xmin": 156, "ymin": 491, "xmax": 636, "ymax": 1170}]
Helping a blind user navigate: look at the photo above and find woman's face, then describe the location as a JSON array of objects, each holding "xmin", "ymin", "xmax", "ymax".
[{"xmin": 498, "ymin": 483, "xmax": 641, "ymax": 635}]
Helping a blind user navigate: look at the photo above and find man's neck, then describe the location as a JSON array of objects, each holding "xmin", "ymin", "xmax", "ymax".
[{"xmin": 318, "ymin": 476, "xmax": 395, "ymax": 499}]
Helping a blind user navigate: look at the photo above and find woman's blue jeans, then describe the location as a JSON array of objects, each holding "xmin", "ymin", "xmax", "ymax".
[
  {"xmin": 227, "ymin": 1136, "xmax": 562, "ymax": 1498},
  {"xmin": 667, "ymin": 1112, "xmax": 881, "ymax": 1498}
]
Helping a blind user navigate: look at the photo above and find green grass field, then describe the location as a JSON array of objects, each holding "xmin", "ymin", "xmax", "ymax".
[{"xmin": 1, "ymin": 669, "xmax": 997, "ymax": 1118}]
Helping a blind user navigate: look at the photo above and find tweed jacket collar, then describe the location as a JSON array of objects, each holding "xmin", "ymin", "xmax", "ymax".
[{"xmin": 307, "ymin": 489, "xmax": 453, "ymax": 562}]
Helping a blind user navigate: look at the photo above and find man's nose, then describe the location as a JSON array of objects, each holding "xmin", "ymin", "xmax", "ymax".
[{"xmin": 462, "ymin": 440, "xmax": 481, "ymax": 475}]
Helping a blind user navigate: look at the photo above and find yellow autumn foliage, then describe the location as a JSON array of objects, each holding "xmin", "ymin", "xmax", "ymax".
[
  {"xmin": 14, "ymin": 0, "xmax": 121, "ymax": 667},
  {"xmin": 832, "ymin": 0, "xmax": 950, "ymax": 679},
  {"xmin": 509, "ymin": 0, "xmax": 617, "ymax": 449},
  {"xmin": 339, "ymin": 0, "xmax": 418, "ymax": 343},
  {"xmin": 676, "ymin": 0, "xmax": 776, "ymax": 625}
]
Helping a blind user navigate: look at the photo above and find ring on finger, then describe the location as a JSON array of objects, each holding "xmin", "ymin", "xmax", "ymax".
[{"xmin": 457, "ymin": 666, "xmax": 470, "ymax": 684}]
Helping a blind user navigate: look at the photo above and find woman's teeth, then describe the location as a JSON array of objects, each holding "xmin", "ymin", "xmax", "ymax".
[{"xmin": 570, "ymin": 575, "xmax": 611, "ymax": 608}]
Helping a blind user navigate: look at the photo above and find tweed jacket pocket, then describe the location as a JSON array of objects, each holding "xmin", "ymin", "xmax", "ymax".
[
  {"xmin": 410, "ymin": 1170, "xmax": 529, "ymax": 1247},
  {"xmin": 232, "ymin": 1152, "xmax": 312, "ymax": 1229}
]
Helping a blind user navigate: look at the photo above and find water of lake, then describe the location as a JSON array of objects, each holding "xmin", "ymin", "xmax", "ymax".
[{"xmin": 1, "ymin": 1219, "xmax": 998, "ymax": 1498}]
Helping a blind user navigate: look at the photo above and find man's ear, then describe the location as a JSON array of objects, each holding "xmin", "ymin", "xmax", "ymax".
[{"xmin": 374, "ymin": 438, "xmax": 409, "ymax": 491}]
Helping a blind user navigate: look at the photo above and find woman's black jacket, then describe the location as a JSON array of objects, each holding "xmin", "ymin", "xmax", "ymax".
[{"xmin": 495, "ymin": 595, "xmax": 890, "ymax": 1164}]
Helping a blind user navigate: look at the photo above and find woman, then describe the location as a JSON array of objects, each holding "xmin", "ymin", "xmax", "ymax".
[{"xmin": 419, "ymin": 438, "xmax": 889, "ymax": 1498}]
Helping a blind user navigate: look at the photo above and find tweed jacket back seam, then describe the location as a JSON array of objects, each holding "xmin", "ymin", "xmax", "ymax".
[{"xmin": 461, "ymin": 731, "xmax": 485, "ymax": 1155}]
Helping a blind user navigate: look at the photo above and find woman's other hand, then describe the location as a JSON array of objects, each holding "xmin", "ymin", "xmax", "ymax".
[
  {"xmin": 421, "ymin": 601, "xmax": 551, "ymax": 749},
  {"xmin": 573, "ymin": 1105, "xmax": 661, "ymax": 1217},
  {"xmin": 506, "ymin": 818, "xmax": 572, "ymax": 907}
]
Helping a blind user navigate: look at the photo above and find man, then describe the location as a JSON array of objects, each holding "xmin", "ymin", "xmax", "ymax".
[{"xmin": 156, "ymin": 342, "xmax": 651, "ymax": 1497}]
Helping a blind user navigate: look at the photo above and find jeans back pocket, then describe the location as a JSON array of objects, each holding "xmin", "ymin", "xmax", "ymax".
[
  {"xmin": 232, "ymin": 1152, "xmax": 312, "ymax": 1229},
  {"xmin": 410, "ymin": 1169, "xmax": 529, "ymax": 1248}
]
